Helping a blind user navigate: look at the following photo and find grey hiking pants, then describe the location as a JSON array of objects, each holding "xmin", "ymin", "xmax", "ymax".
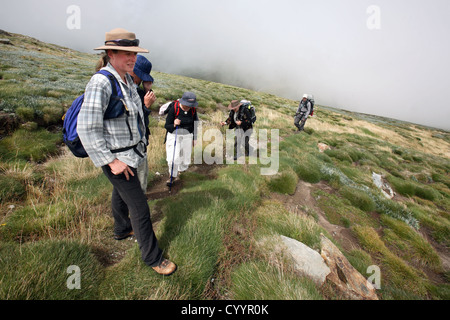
[
  {"xmin": 294, "ymin": 113, "xmax": 307, "ymax": 131},
  {"xmin": 102, "ymin": 165, "xmax": 163, "ymax": 267}
]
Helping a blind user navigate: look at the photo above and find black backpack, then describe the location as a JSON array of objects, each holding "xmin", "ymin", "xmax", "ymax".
[{"xmin": 240, "ymin": 100, "xmax": 256, "ymax": 124}]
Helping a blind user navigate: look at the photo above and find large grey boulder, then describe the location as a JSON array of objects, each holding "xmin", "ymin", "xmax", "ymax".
[{"xmin": 279, "ymin": 235, "xmax": 331, "ymax": 285}]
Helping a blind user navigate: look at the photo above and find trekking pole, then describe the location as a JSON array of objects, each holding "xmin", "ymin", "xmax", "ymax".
[{"xmin": 168, "ymin": 125, "xmax": 178, "ymax": 193}]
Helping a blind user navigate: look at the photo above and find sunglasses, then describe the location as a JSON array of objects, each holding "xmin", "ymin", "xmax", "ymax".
[{"xmin": 105, "ymin": 39, "xmax": 140, "ymax": 47}]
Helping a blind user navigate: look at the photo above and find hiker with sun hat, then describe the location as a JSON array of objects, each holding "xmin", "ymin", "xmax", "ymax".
[{"xmin": 77, "ymin": 28, "xmax": 176, "ymax": 276}]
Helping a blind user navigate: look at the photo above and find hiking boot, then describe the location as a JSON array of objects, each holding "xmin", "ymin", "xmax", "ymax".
[
  {"xmin": 166, "ymin": 176, "xmax": 178, "ymax": 186},
  {"xmin": 114, "ymin": 230, "xmax": 134, "ymax": 241},
  {"xmin": 152, "ymin": 258, "xmax": 177, "ymax": 276}
]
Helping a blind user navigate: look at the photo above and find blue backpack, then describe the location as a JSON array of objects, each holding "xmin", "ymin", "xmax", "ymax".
[{"xmin": 63, "ymin": 70, "xmax": 131, "ymax": 158}]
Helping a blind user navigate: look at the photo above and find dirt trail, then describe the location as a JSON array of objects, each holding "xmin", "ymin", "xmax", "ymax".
[
  {"xmin": 271, "ymin": 180, "xmax": 361, "ymax": 252},
  {"xmin": 271, "ymin": 178, "xmax": 450, "ymax": 288},
  {"xmin": 145, "ymin": 163, "xmax": 221, "ymax": 201}
]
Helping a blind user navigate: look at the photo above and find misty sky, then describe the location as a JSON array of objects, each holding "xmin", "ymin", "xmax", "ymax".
[{"xmin": 1, "ymin": 0, "xmax": 449, "ymax": 130}]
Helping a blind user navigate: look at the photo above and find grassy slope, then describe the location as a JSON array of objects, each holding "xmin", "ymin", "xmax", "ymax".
[{"xmin": 0, "ymin": 31, "xmax": 449, "ymax": 300}]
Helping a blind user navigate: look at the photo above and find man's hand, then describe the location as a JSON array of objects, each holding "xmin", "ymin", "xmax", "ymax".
[
  {"xmin": 174, "ymin": 118, "xmax": 181, "ymax": 127},
  {"xmin": 236, "ymin": 120, "xmax": 242, "ymax": 126},
  {"xmin": 108, "ymin": 159, "xmax": 134, "ymax": 181},
  {"xmin": 144, "ymin": 91, "xmax": 156, "ymax": 108}
]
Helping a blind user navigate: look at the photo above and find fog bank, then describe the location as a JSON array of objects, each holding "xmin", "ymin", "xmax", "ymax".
[{"xmin": 1, "ymin": 0, "xmax": 449, "ymax": 130}]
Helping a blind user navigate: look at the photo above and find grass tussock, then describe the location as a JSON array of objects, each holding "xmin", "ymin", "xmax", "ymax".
[
  {"xmin": 0, "ymin": 240, "xmax": 103, "ymax": 300},
  {"xmin": 231, "ymin": 261, "xmax": 322, "ymax": 300}
]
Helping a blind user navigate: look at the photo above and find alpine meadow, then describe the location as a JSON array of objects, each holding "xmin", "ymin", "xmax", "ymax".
[{"xmin": 0, "ymin": 31, "xmax": 449, "ymax": 301}]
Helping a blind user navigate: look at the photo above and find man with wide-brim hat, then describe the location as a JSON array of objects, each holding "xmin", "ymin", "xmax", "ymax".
[
  {"xmin": 227, "ymin": 99, "xmax": 242, "ymax": 110},
  {"xmin": 78, "ymin": 27, "xmax": 177, "ymax": 276},
  {"xmin": 221, "ymin": 99, "xmax": 255, "ymax": 160}
]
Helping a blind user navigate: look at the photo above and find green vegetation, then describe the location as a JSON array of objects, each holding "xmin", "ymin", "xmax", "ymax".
[
  {"xmin": 0, "ymin": 31, "xmax": 449, "ymax": 300},
  {"xmin": 0, "ymin": 240, "xmax": 103, "ymax": 300}
]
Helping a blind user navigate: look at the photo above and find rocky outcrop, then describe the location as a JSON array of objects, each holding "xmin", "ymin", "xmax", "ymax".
[
  {"xmin": 317, "ymin": 143, "xmax": 331, "ymax": 153},
  {"xmin": 372, "ymin": 172, "xmax": 395, "ymax": 199},
  {"xmin": 273, "ymin": 234, "xmax": 378, "ymax": 300},
  {"xmin": 320, "ymin": 234, "xmax": 378, "ymax": 300}
]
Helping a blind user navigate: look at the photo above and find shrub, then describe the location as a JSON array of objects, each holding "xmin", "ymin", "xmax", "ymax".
[
  {"xmin": 0, "ymin": 174, "xmax": 26, "ymax": 202},
  {"xmin": 16, "ymin": 106, "xmax": 35, "ymax": 121},
  {"xmin": 0, "ymin": 128, "xmax": 61, "ymax": 162},
  {"xmin": 414, "ymin": 185, "xmax": 439, "ymax": 201},
  {"xmin": 387, "ymin": 175, "xmax": 440, "ymax": 201},
  {"xmin": 387, "ymin": 175, "xmax": 416, "ymax": 197},
  {"xmin": 267, "ymin": 171, "xmax": 297, "ymax": 195},
  {"xmin": 293, "ymin": 156, "xmax": 323, "ymax": 183},
  {"xmin": 431, "ymin": 173, "xmax": 450, "ymax": 188},
  {"xmin": 20, "ymin": 121, "xmax": 38, "ymax": 131},
  {"xmin": 340, "ymin": 186, "xmax": 376, "ymax": 212},
  {"xmin": 42, "ymin": 105, "xmax": 64, "ymax": 125},
  {"xmin": 304, "ymin": 127, "xmax": 315, "ymax": 135},
  {"xmin": 325, "ymin": 149, "xmax": 353, "ymax": 164}
]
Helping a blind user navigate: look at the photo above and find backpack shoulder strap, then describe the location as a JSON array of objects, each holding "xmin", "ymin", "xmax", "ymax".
[
  {"xmin": 174, "ymin": 100, "xmax": 180, "ymax": 117},
  {"xmin": 96, "ymin": 70, "xmax": 123, "ymax": 98}
]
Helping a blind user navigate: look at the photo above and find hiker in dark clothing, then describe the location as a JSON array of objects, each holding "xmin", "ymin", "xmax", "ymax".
[
  {"xmin": 131, "ymin": 55, "xmax": 155, "ymax": 139},
  {"xmin": 164, "ymin": 92, "xmax": 199, "ymax": 184},
  {"xmin": 221, "ymin": 100, "xmax": 255, "ymax": 160},
  {"xmin": 129, "ymin": 55, "xmax": 156, "ymax": 192},
  {"xmin": 294, "ymin": 94, "xmax": 312, "ymax": 132}
]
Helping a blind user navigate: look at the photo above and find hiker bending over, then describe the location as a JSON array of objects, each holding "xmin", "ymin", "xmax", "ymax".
[
  {"xmin": 221, "ymin": 99, "xmax": 255, "ymax": 160},
  {"xmin": 164, "ymin": 92, "xmax": 199, "ymax": 185},
  {"xmin": 294, "ymin": 94, "xmax": 312, "ymax": 132},
  {"xmin": 77, "ymin": 28, "xmax": 176, "ymax": 276},
  {"xmin": 129, "ymin": 55, "xmax": 156, "ymax": 193}
]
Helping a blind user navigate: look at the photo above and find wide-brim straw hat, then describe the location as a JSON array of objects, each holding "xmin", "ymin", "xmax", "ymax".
[
  {"xmin": 228, "ymin": 100, "xmax": 242, "ymax": 109},
  {"xmin": 94, "ymin": 28, "xmax": 149, "ymax": 53}
]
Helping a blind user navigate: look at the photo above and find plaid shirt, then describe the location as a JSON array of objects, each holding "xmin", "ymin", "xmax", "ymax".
[{"xmin": 77, "ymin": 63, "xmax": 147, "ymax": 168}]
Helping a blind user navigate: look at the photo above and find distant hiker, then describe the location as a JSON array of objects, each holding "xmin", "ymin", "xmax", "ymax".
[
  {"xmin": 129, "ymin": 55, "xmax": 156, "ymax": 193},
  {"xmin": 221, "ymin": 99, "xmax": 255, "ymax": 159},
  {"xmin": 294, "ymin": 94, "xmax": 312, "ymax": 132},
  {"xmin": 164, "ymin": 92, "xmax": 199, "ymax": 185},
  {"xmin": 77, "ymin": 28, "xmax": 176, "ymax": 276}
]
